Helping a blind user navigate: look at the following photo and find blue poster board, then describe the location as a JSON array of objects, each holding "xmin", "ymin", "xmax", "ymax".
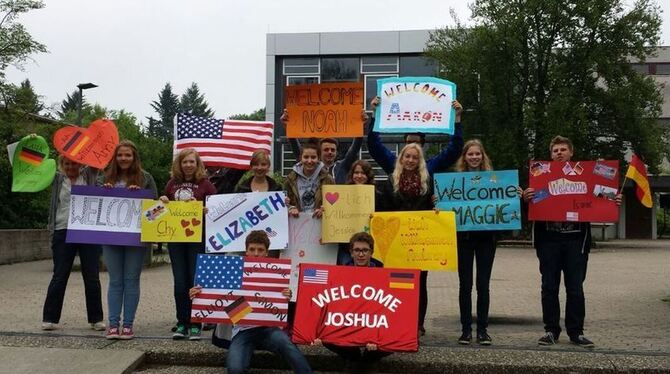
[
  {"xmin": 373, "ymin": 76, "xmax": 457, "ymax": 134},
  {"xmin": 434, "ymin": 170, "xmax": 521, "ymax": 231}
]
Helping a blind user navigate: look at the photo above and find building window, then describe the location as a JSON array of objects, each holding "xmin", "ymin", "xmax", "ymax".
[
  {"xmin": 364, "ymin": 74, "xmax": 398, "ymax": 111},
  {"xmin": 655, "ymin": 63, "xmax": 670, "ymax": 75},
  {"xmin": 286, "ymin": 76, "xmax": 320, "ymax": 86},
  {"xmin": 283, "ymin": 58, "xmax": 320, "ymax": 75},
  {"xmin": 400, "ymin": 56, "xmax": 438, "ymax": 76},
  {"xmin": 361, "ymin": 56, "xmax": 399, "ymax": 74},
  {"xmin": 321, "ymin": 58, "xmax": 360, "ymax": 82},
  {"xmin": 630, "ymin": 64, "xmax": 649, "ymax": 75}
]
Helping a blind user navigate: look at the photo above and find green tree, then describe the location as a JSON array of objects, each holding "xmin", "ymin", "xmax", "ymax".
[
  {"xmin": 149, "ymin": 82, "xmax": 179, "ymax": 142},
  {"xmin": 228, "ymin": 107, "xmax": 265, "ymax": 121},
  {"xmin": 179, "ymin": 82, "xmax": 214, "ymax": 118},
  {"xmin": 0, "ymin": 0, "xmax": 47, "ymax": 82},
  {"xmin": 58, "ymin": 89, "xmax": 86, "ymax": 119},
  {"xmin": 426, "ymin": 0, "xmax": 667, "ymax": 173}
]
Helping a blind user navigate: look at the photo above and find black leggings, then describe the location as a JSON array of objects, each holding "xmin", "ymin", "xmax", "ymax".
[{"xmin": 457, "ymin": 239, "xmax": 496, "ymax": 333}]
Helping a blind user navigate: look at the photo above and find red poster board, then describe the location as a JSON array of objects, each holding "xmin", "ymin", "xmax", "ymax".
[
  {"xmin": 528, "ymin": 160, "xmax": 619, "ymax": 222},
  {"xmin": 292, "ymin": 264, "xmax": 419, "ymax": 352}
]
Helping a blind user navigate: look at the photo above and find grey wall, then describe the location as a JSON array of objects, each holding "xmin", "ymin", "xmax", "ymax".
[{"xmin": 0, "ymin": 230, "xmax": 51, "ymax": 265}]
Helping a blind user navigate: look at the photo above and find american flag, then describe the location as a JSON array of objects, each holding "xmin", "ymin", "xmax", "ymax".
[
  {"xmin": 173, "ymin": 113, "xmax": 273, "ymax": 170},
  {"xmin": 303, "ymin": 268, "xmax": 329, "ymax": 285},
  {"xmin": 190, "ymin": 254, "xmax": 291, "ymax": 327}
]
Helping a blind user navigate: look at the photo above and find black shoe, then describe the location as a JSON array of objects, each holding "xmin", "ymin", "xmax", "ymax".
[
  {"xmin": 477, "ymin": 331, "xmax": 492, "ymax": 345},
  {"xmin": 418, "ymin": 326, "xmax": 426, "ymax": 336},
  {"xmin": 458, "ymin": 332, "xmax": 472, "ymax": 345},
  {"xmin": 202, "ymin": 323, "xmax": 215, "ymax": 331},
  {"xmin": 538, "ymin": 332, "xmax": 558, "ymax": 345},
  {"xmin": 570, "ymin": 335, "xmax": 595, "ymax": 348}
]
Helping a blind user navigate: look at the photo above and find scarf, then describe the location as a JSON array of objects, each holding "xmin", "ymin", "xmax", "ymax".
[{"xmin": 399, "ymin": 170, "xmax": 421, "ymax": 198}]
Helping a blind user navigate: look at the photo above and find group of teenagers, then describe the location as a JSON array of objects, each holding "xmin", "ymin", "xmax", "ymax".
[{"xmin": 40, "ymin": 96, "xmax": 622, "ymax": 373}]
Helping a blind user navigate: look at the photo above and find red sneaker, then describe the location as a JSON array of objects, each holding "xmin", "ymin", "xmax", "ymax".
[
  {"xmin": 119, "ymin": 326, "xmax": 134, "ymax": 340},
  {"xmin": 105, "ymin": 326, "xmax": 120, "ymax": 340}
]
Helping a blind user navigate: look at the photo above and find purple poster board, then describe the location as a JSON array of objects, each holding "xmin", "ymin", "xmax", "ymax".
[{"xmin": 66, "ymin": 185, "xmax": 154, "ymax": 247}]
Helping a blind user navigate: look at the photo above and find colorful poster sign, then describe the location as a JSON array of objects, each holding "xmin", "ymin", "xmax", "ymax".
[
  {"xmin": 321, "ymin": 185, "xmax": 375, "ymax": 243},
  {"xmin": 191, "ymin": 255, "xmax": 291, "ymax": 327},
  {"xmin": 7, "ymin": 141, "xmax": 18, "ymax": 166},
  {"xmin": 369, "ymin": 211, "xmax": 458, "ymax": 271},
  {"xmin": 292, "ymin": 264, "xmax": 420, "ymax": 352},
  {"xmin": 373, "ymin": 77, "xmax": 456, "ymax": 134},
  {"xmin": 434, "ymin": 170, "xmax": 521, "ymax": 231},
  {"xmin": 11, "ymin": 135, "xmax": 56, "ymax": 192},
  {"xmin": 528, "ymin": 160, "xmax": 620, "ymax": 222},
  {"xmin": 285, "ymin": 82, "xmax": 364, "ymax": 138},
  {"xmin": 140, "ymin": 200, "xmax": 203, "ymax": 242},
  {"xmin": 53, "ymin": 119, "xmax": 119, "ymax": 169},
  {"xmin": 205, "ymin": 192, "xmax": 289, "ymax": 253},
  {"xmin": 66, "ymin": 186, "xmax": 154, "ymax": 246},
  {"xmin": 281, "ymin": 213, "xmax": 338, "ymax": 301}
]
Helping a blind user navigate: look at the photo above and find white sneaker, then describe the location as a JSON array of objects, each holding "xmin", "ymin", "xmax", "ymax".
[
  {"xmin": 90, "ymin": 322, "xmax": 106, "ymax": 331},
  {"xmin": 41, "ymin": 322, "xmax": 57, "ymax": 331}
]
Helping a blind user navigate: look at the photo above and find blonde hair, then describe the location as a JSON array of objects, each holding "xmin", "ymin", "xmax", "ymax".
[
  {"xmin": 250, "ymin": 150, "xmax": 271, "ymax": 166},
  {"xmin": 455, "ymin": 139, "xmax": 493, "ymax": 172},
  {"xmin": 392, "ymin": 143, "xmax": 429, "ymax": 194},
  {"xmin": 171, "ymin": 148, "xmax": 207, "ymax": 183}
]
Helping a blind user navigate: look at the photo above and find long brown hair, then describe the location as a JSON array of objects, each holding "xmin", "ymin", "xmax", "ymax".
[
  {"xmin": 346, "ymin": 160, "xmax": 375, "ymax": 185},
  {"xmin": 171, "ymin": 148, "xmax": 206, "ymax": 183},
  {"xmin": 104, "ymin": 140, "xmax": 145, "ymax": 186},
  {"xmin": 454, "ymin": 139, "xmax": 493, "ymax": 172}
]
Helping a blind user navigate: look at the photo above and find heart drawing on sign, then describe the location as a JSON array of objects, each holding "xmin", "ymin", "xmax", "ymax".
[
  {"xmin": 369, "ymin": 216, "xmax": 401, "ymax": 261},
  {"xmin": 11, "ymin": 135, "xmax": 56, "ymax": 193},
  {"xmin": 181, "ymin": 219, "xmax": 190, "ymax": 228},
  {"xmin": 325, "ymin": 192, "xmax": 339, "ymax": 205},
  {"xmin": 185, "ymin": 228, "xmax": 195, "ymax": 237},
  {"xmin": 53, "ymin": 119, "xmax": 119, "ymax": 169},
  {"xmin": 191, "ymin": 218, "xmax": 201, "ymax": 226}
]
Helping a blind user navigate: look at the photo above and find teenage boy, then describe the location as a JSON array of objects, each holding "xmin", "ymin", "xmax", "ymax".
[
  {"xmin": 313, "ymin": 232, "xmax": 390, "ymax": 371},
  {"xmin": 523, "ymin": 136, "xmax": 621, "ymax": 348},
  {"xmin": 190, "ymin": 230, "xmax": 312, "ymax": 374}
]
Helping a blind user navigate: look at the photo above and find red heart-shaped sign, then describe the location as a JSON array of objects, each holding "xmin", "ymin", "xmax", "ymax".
[
  {"xmin": 181, "ymin": 219, "xmax": 190, "ymax": 228},
  {"xmin": 325, "ymin": 192, "xmax": 339, "ymax": 205},
  {"xmin": 191, "ymin": 218, "xmax": 201, "ymax": 226},
  {"xmin": 185, "ymin": 228, "xmax": 195, "ymax": 237},
  {"xmin": 53, "ymin": 119, "xmax": 119, "ymax": 169}
]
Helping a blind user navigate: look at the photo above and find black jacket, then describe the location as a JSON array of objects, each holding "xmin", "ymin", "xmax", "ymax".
[
  {"xmin": 235, "ymin": 175, "xmax": 283, "ymax": 193},
  {"xmin": 377, "ymin": 175, "xmax": 434, "ymax": 212}
]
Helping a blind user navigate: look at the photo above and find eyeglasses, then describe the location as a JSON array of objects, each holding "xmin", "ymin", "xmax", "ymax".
[{"xmin": 352, "ymin": 248, "xmax": 371, "ymax": 255}]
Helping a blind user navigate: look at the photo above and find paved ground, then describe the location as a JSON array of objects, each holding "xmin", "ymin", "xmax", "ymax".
[{"xmin": 0, "ymin": 240, "xmax": 668, "ymax": 372}]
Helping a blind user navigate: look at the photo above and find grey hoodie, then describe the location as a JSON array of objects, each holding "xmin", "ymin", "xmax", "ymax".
[{"xmin": 292, "ymin": 161, "xmax": 324, "ymax": 212}]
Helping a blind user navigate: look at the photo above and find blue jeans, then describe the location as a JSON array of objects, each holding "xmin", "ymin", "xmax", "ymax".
[
  {"xmin": 102, "ymin": 245, "xmax": 146, "ymax": 328},
  {"xmin": 227, "ymin": 327, "xmax": 312, "ymax": 374},
  {"xmin": 43, "ymin": 230, "xmax": 103, "ymax": 324},
  {"xmin": 168, "ymin": 242, "xmax": 202, "ymax": 326}
]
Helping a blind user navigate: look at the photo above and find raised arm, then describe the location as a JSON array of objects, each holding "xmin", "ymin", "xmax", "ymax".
[
  {"xmin": 366, "ymin": 97, "xmax": 396, "ymax": 175},
  {"xmin": 426, "ymin": 100, "xmax": 464, "ymax": 175},
  {"xmin": 280, "ymin": 109, "xmax": 302, "ymax": 161}
]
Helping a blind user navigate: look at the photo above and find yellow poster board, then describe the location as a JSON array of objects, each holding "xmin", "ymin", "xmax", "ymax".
[
  {"xmin": 141, "ymin": 200, "xmax": 203, "ymax": 242},
  {"xmin": 321, "ymin": 185, "xmax": 375, "ymax": 243},
  {"xmin": 370, "ymin": 211, "xmax": 458, "ymax": 271}
]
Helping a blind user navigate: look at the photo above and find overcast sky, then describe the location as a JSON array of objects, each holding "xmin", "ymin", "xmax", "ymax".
[{"xmin": 6, "ymin": 0, "xmax": 670, "ymax": 125}]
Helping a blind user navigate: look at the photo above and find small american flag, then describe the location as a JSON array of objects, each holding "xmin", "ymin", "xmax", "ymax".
[
  {"xmin": 303, "ymin": 268, "xmax": 329, "ymax": 285},
  {"xmin": 191, "ymin": 255, "xmax": 291, "ymax": 327},
  {"xmin": 173, "ymin": 113, "xmax": 273, "ymax": 170}
]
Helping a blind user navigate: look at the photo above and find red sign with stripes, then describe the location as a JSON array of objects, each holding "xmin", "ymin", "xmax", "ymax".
[{"xmin": 191, "ymin": 255, "xmax": 291, "ymax": 327}]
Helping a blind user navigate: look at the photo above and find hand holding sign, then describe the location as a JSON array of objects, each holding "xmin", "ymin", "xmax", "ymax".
[
  {"xmin": 54, "ymin": 119, "xmax": 119, "ymax": 169},
  {"xmin": 11, "ymin": 135, "xmax": 56, "ymax": 192}
]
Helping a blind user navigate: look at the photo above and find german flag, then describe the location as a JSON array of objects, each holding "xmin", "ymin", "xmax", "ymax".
[
  {"xmin": 625, "ymin": 154, "xmax": 652, "ymax": 208},
  {"xmin": 61, "ymin": 130, "xmax": 90, "ymax": 157},
  {"xmin": 224, "ymin": 296, "xmax": 253, "ymax": 324},
  {"xmin": 389, "ymin": 272, "xmax": 415, "ymax": 289},
  {"xmin": 18, "ymin": 147, "xmax": 45, "ymax": 166}
]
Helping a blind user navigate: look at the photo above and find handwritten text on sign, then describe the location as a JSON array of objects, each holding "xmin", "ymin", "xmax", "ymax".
[
  {"xmin": 528, "ymin": 160, "xmax": 620, "ymax": 222},
  {"xmin": 373, "ymin": 77, "xmax": 456, "ymax": 134},
  {"xmin": 205, "ymin": 192, "xmax": 289, "ymax": 252},
  {"xmin": 292, "ymin": 264, "xmax": 420, "ymax": 352},
  {"xmin": 140, "ymin": 200, "xmax": 203, "ymax": 242},
  {"xmin": 285, "ymin": 82, "xmax": 364, "ymax": 138},
  {"xmin": 370, "ymin": 211, "xmax": 458, "ymax": 271},
  {"xmin": 66, "ymin": 186, "xmax": 154, "ymax": 246},
  {"xmin": 321, "ymin": 185, "xmax": 375, "ymax": 243},
  {"xmin": 434, "ymin": 170, "xmax": 521, "ymax": 231}
]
